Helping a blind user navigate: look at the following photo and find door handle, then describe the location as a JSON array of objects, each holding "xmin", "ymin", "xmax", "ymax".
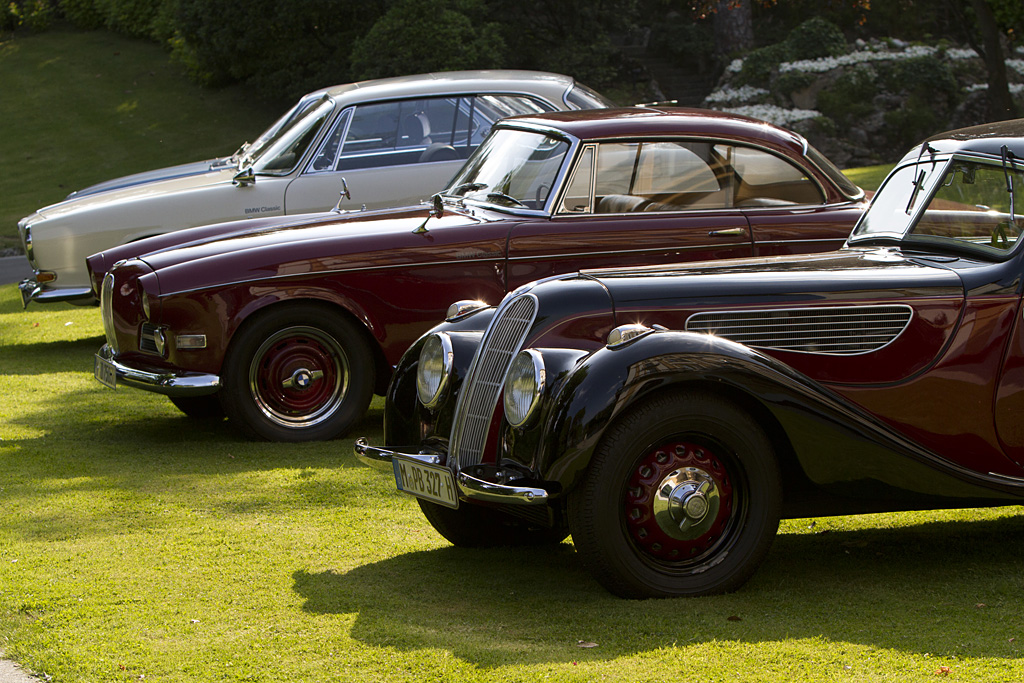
[{"xmin": 708, "ymin": 227, "xmax": 747, "ymax": 236}]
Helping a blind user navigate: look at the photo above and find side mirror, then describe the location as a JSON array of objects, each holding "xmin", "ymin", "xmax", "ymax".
[{"xmin": 232, "ymin": 167, "xmax": 256, "ymax": 187}]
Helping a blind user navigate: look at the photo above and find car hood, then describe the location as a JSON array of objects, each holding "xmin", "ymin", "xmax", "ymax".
[
  {"xmin": 68, "ymin": 158, "xmax": 232, "ymax": 198},
  {"xmin": 582, "ymin": 248, "xmax": 965, "ymax": 312},
  {"xmin": 33, "ymin": 165, "xmax": 240, "ymax": 220},
  {"xmin": 130, "ymin": 206, "xmax": 497, "ymax": 295}
]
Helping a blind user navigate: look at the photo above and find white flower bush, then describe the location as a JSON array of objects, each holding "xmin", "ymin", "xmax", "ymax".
[
  {"xmin": 720, "ymin": 104, "xmax": 820, "ymax": 126},
  {"xmin": 706, "ymin": 40, "xmax": 1022, "ymax": 129},
  {"xmin": 704, "ymin": 85, "xmax": 769, "ymax": 103},
  {"xmin": 777, "ymin": 44, "xmax": 978, "ymax": 74}
]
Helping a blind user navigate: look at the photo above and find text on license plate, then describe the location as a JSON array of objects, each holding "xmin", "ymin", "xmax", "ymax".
[
  {"xmin": 393, "ymin": 456, "xmax": 458, "ymax": 509},
  {"xmin": 94, "ymin": 355, "xmax": 117, "ymax": 389}
]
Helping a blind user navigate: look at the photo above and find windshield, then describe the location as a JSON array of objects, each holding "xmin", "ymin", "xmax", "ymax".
[
  {"xmin": 241, "ymin": 93, "xmax": 326, "ymax": 163},
  {"xmin": 851, "ymin": 155, "xmax": 1024, "ymax": 258},
  {"xmin": 248, "ymin": 96, "xmax": 334, "ymax": 175},
  {"xmin": 444, "ymin": 128, "xmax": 571, "ymax": 211}
]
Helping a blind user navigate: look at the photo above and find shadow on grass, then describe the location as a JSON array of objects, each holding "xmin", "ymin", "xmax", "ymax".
[
  {"xmin": 294, "ymin": 514, "xmax": 1024, "ymax": 666},
  {"xmin": 2, "ymin": 335, "xmax": 106, "ymax": 373}
]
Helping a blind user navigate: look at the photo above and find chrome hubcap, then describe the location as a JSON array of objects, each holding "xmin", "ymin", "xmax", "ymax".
[
  {"xmin": 282, "ymin": 368, "xmax": 324, "ymax": 390},
  {"xmin": 653, "ymin": 467, "xmax": 720, "ymax": 541}
]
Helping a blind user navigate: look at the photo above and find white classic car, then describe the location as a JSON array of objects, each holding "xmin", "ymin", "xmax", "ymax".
[{"xmin": 18, "ymin": 70, "xmax": 611, "ymax": 307}]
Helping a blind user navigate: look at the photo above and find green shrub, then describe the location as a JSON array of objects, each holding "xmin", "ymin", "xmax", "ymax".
[
  {"xmin": 1, "ymin": 1, "xmax": 22, "ymax": 30},
  {"xmin": 736, "ymin": 42, "xmax": 790, "ymax": 87},
  {"xmin": 350, "ymin": 0, "xmax": 505, "ymax": 80},
  {"xmin": 817, "ymin": 66, "xmax": 878, "ymax": 126},
  {"xmin": 58, "ymin": 0, "xmax": 103, "ymax": 29},
  {"xmin": 93, "ymin": 0, "xmax": 160, "ymax": 38},
  {"xmin": 774, "ymin": 69, "xmax": 815, "ymax": 98},
  {"xmin": 2, "ymin": 0, "xmax": 55, "ymax": 31},
  {"xmin": 786, "ymin": 16, "xmax": 846, "ymax": 60},
  {"xmin": 174, "ymin": 0, "xmax": 382, "ymax": 102}
]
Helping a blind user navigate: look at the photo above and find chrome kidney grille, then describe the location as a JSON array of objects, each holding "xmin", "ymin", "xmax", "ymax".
[
  {"xmin": 100, "ymin": 273, "xmax": 118, "ymax": 354},
  {"xmin": 448, "ymin": 293, "xmax": 538, "ymax": 469},
  {"xmin": 685, "ymin": 304, "xmax": 913, "ymax": 355}
]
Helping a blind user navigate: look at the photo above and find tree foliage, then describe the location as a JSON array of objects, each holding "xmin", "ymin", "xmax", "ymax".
[{"xmin": 349, "ymin": 0, "xmax": 505, "ymax": 80}]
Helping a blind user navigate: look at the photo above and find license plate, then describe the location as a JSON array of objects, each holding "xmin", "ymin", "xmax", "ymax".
[
  {"xmin": 393, "ymin": 455, "xmax": 458, "ymax": 509},
  {"xmin": 94, "ymin": 355, "xmax": 117, "ymax": 389}
]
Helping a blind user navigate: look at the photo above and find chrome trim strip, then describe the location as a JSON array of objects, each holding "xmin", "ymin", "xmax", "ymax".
[
  {"xmin": 353, "ymin": 438, "xmax": 443, "ymax": 470},
  {"xmin": 352, "ymin": 439, "xmax": 549, "ymax": 504},
  {"xmin": 456, "ymin": 471, "xmax": 548, "ymax": 505},
  {"xmin": 19, "ymin": 279, "xmax": 94, "ymax": 309},
  {"xmin": 95, "ymin": 344, "xmax": 220, "ymax": 397}
]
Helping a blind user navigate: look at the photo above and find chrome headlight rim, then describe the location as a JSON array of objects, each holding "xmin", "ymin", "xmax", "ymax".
[
  {"xmin": 503, "ymin": 349, "xmax": 545, "ymax": 428},
  {"xmin": 416, "ymin": 332, "xmax": 454, "ymax": 410},
  {"xmin": 139, "ymin": 281, "xmax": 151, "ymax": 320}
]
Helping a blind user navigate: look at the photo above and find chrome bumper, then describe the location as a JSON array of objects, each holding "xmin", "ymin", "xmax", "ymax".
[
  {"xmin": 19, "ymin": 278, "xmax": 95, "ymax": 309},
  {"xmin": 353, "ymin": 438, "xmax": 549, "ymax": 505},
  {"xmin": 95, "ymin": 344, "xmax": 221, "ymax": 397}
]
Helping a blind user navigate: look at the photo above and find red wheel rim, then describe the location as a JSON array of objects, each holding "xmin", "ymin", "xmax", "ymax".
[
  {"xmin": 247, "ymin": 325, "xmax": 349, "ymax": 428},
  {"xmin": 623, "ymin": 440, "xmax": 736, "ymax": 565}
]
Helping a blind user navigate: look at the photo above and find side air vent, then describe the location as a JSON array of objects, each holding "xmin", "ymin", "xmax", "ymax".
[
  {"xmin": 685, "ymin": 305, "xmax": 913, "ymax": 355},
  {"xmin": 449, "ymin": 293, "xmax": 538, "ymax": 468}
]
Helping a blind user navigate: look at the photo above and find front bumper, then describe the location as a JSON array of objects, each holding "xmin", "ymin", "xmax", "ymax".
[
  {"xmin": 94, "ymin": 344, "xmax": 221, "ymax": 397},
  {"xmin": 19, "ymin": 278, "xmax": 95, "ymax": 308},
  {"xmin": 354, "ymin": 438, "xmax": 549, "ymax": 506}
]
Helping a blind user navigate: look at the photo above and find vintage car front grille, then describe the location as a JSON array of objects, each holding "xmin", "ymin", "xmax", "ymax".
[
  {"xmin": 685, "ymin": 305, "xmax": 913, "ymax": 355},
  {"xmin": 139, "ymin": 323, "xmax": 162, "ymax": 355},
  {"xmin": 100, "ymin": 273, "xmax": 118, "ymax": 354},
  {"xmin": 448, "ymin": 293, "xmax": 538, "ymax": 469}
]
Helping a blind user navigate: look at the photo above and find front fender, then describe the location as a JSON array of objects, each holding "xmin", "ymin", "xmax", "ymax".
[
  {"xmin": 531, "ymin": 330, "xmax": 1024, "ymax": 507},
  {"xmin": 383, "ymin": 308, "xmax": 496, "ymax": 448}
]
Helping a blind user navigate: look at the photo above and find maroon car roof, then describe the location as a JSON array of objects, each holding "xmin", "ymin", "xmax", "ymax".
[{"xmin": 502, "ymin": 107, "xmax": 808, "ymax": 153}]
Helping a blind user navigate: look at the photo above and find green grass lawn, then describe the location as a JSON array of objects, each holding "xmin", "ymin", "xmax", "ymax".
[
  {"xmin": 0, "ymin": 27, "xmax": 281, "ymax": 251},
  {"xmin": 2, "ymin": 286, "xmax": 1024, "ymax": 683}
]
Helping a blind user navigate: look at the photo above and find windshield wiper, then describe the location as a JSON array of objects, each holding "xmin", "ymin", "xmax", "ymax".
[
  {"xmin": 449, "ymin": 182, "xmax": 488, "ymax": 196},
  {"xmin": 486, "ymin": 191, "xmax": 526, "ymax": 208}
]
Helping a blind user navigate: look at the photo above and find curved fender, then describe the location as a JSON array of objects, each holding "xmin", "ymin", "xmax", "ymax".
[
  {"xmin": 534, "ymin": 330, "xmax": 1024, "ymax": 505},
  {"xmin": 384, "ymin": 309, "xmax": 495, "ymax": 448}
]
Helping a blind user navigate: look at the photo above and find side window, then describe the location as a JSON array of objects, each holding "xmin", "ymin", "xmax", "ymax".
[
  {"xmin": 558, "ymin": 145, "xmax": 595, "ymax": 213},
  {"xmin": 469, "ymin": 94, "xmax": 552, "ymax": 148},
  {"xmin": 721, "ymin": 144, "xmax": 825, "ymax": 207},
  {"xmin": 307, "ymin": 107, "xmax": 352, "ymax": 173},
  {"xmin": 591, "ymin": 141, "xmax": 727, "ymax": 213},
  {"xmin": 323, "ymin": 94, "xmax": 555, "ymax": 172}
]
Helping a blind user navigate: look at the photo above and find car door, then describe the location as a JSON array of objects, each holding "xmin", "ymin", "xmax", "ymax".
[
  {"xmin": 723, "ymin": 143, "xmax": 856, "ymax": 255},
  {"xmin": 506, "ymin": 139, "xmax": 755, "ymax": 287}
]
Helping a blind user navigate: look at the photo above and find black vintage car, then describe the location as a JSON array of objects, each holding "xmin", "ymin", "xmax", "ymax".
[{"xmin": 356, "ymin": 119, "xmax": 1024, "ymax": 598}]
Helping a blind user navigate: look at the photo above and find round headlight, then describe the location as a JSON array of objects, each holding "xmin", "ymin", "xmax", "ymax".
[
  {"xmin": 416, "ymin": 333, "xmax": 453, "ymax": 409},
  {"xmin": 503, "ymin": 349, "xmax": 545, "ymax": 428}
]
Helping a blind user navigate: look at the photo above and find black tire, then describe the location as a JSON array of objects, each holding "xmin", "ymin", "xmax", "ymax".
[
  {"xmin": 418, "ymin": 499, "xmax": 569, "ymax": 548},
  {"xmin": 219, "ymin": 304, "xmax": 375, "ymax": 442},
  {"xmin": 169, "ymin": 395, "xmax": 225, "ymax": 419},
  {"xmin": 568, "ymin": 390, "xmax": 781, "ymax": 599}
]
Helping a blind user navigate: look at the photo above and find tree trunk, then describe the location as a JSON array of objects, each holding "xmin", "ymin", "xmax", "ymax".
[
  {"xmin": 970, "ymin": 0, "xmax": 1018, "ymax": 120},
  {"xmin": 713, "ymin": 0, "xmax": 754, "ymax": 58}
]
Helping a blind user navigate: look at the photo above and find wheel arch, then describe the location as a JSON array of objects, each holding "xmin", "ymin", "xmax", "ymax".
[{"xmin": 534, "ymin": 333, "xmax": 812, "ymax": 501}]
